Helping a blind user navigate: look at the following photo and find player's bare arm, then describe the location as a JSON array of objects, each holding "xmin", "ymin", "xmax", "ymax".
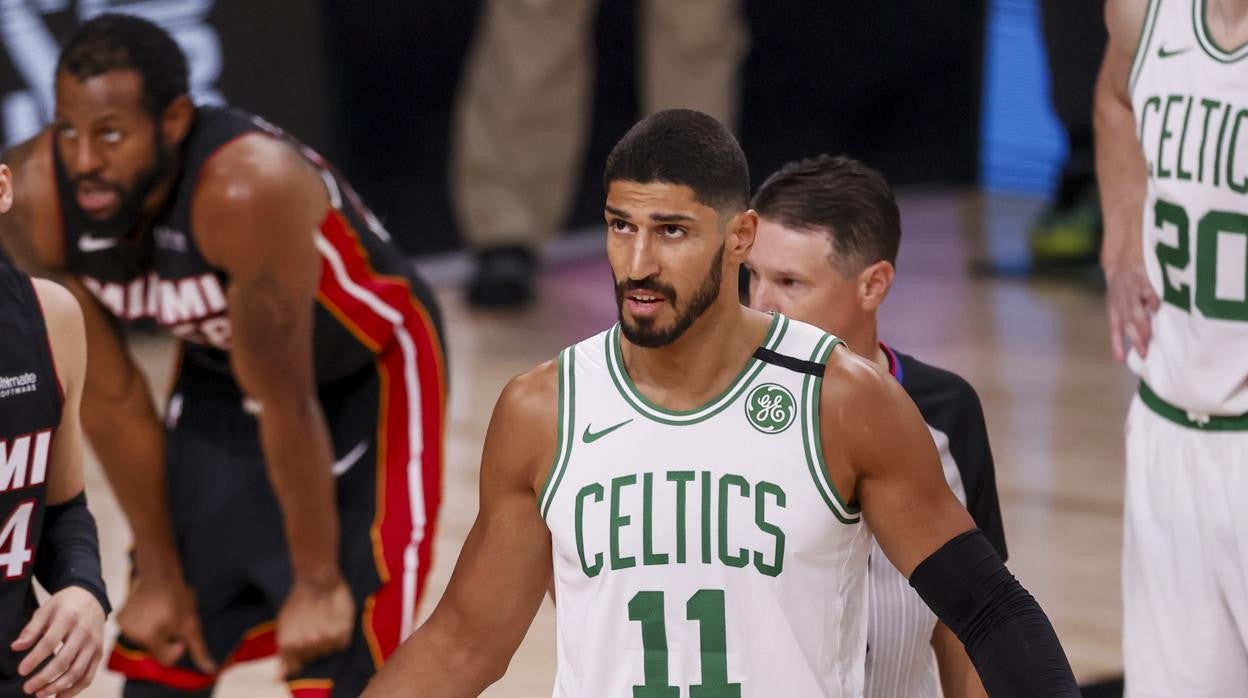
[
  {"xmin": 10, "ymin": 280, "xmax": 107, "ymax": 698},
  {"xmin": 192, "ymin": 133, "xmax": 354, "ymax": 677},
  {"xmin": 823, "ymin": 348, "xmax": 1078, "ymax": 695},
  {"xmin": 1097, "ymin": 0, "xmax": 1158, "ymax": 361},
  {"xmin": 1, "ymin": 135, "xmax": 215, "ymax": 672},
  {"xmin": 364, "ymin": 361, "xmax": 559, "ymax": 697},
  {"xmin": 821, "ymin": 349, "xmax": 976, "ymax": 575}
]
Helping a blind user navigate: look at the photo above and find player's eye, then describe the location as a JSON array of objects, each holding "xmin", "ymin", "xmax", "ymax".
[
  {"xmin": 610, "ymin": 219, "xmax": 634, "ymax": 234},
  {"xmin": 100, "ymin": 129, "xmax": 122, "ymax": 145},
  {"xmin": 661, "ymin": 225, "xmax": 685, "ymax": 238},
  {"xmin": 780, "ymin": 277, "xmax": 800, "ymax": 288},
  {"xmin": 56, "ymin": 124, "xmax": 78, "ymax": 140}
]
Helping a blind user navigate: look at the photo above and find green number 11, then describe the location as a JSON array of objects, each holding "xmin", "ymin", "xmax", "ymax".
[{"xmin": 628, "ymin": 589, "xmax": 741, "ymax": 698}]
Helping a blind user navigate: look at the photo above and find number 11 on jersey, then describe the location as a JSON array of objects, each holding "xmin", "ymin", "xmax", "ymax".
[{"xmin": 628, "ymin": 588, "xmax": 742, "ymax": 697}]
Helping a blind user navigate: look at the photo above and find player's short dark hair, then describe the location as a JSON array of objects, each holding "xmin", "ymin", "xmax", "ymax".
[
  {"xmin": 604, "ymin": 109, "xmax": 749, "ymax": 215},
  {"xmin": 751, "ymin": 155, "xmax": 901, "ymax": 274},
  {"xmin": 57, "ymin": 13, "xmax": 189, "ymax": 118}
]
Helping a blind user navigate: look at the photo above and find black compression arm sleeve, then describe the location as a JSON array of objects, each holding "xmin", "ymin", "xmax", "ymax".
[
  {"xmin": 32, "ymin": 492, "xmax": 111, "ymax": 616},
  {"xmin": 909, "ymin": 529, "xmax": 1077, "ymax": 697}
]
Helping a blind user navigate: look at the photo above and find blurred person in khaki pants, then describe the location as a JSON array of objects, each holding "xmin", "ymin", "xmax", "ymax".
[{"xmin": 453, "ymin": 0, "xmax": 747, "ymax": 308}]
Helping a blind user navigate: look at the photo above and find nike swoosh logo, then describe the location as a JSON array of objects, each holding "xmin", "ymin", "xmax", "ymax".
[
  {"xmin": 582, "ymin": 419, "xmax": 633, "ymax": 444},
  {"xmin": 77, "ymin": 234, "xmax": 119, "ymax": 252},
  {"xmin": 1158, "ymin": 45, "xmax": 1191, "ymax": 58},
  {"xmin": 332, "ymin": 439, "xmax": 370, "ymax": 476}
]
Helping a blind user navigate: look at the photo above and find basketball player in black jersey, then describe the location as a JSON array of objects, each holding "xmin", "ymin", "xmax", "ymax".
[
  {"xmin": 0, "ymin": 15, "xmax": 446, "ymax": 698},
  {"xmin": 745, "ymin": 155, "xmax": 1005, "ymax": 698},
  {"xmin": 0, "ymin": 163, "xmax": 110, "ymax": 696}
]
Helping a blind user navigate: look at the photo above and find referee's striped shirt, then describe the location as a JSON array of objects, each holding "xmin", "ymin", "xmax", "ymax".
[{"xmin": 863, "ymin": 344, "xmax": 1008, "ymax": 698}]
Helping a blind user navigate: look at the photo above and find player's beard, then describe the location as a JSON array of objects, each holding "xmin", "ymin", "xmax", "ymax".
[
  {"xmin": 68, "ymin": 132, "xmax": 175, "ymax": 239},
  {"xmin": 616, "ymin": 243, "xmax": 724, "ymax": 349}
]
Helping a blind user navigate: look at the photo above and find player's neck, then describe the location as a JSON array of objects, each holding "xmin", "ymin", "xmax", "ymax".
[
  {"xmin": 620, "ymin": 300, "xmax": 769, "ymax": 411},
  {"xmin": 1209, "ymin": 0, "xmax": 1248, "ymax": 45}
]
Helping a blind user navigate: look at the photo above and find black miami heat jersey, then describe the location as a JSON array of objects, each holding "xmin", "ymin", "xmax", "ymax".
[
  {"xmin": 54, "ymin": 106, "xmax": 443, "ymax": 384},
  {"xmin": 0, "ymin": 263, "xmax": 63, "ymax": 689}
]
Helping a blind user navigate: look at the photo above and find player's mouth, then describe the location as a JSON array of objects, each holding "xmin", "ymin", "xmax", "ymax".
[
  {"xmin": 626, "ymin": 291, "xmax": 668, "ymax": 318},
  {"xmin": 75, "ymin": 181, "xmax": 121, "ymax": 217}
]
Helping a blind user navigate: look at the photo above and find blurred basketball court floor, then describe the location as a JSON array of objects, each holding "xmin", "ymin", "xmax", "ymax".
[{"xmin": 79, "ymin": 189, "xmax": 1128, "ymax": 696}]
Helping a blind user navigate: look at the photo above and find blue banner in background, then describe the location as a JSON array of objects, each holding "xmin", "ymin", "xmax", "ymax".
[{"xmin": 980, "ymin": 0, "xmax": 1068, "ymax": 196}]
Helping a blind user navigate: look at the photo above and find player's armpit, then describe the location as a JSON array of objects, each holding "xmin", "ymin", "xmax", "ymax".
[{"xmin": 365, "ymin": 362, "xmax": 559, "ymax": 698}]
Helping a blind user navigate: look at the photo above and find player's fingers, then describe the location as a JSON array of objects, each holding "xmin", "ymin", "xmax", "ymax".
[
  {"xmin": 1125, "ymin": 320, "xmax": 1148, "ymax": 360},
  {"xmin": 11, "ymin": 604, "xmax": 50, "ymax": 651},
  {"xmin": 1130, "ymin": 298, "xmax": 1154, "ymax": 358},
  {"xmin": 56, "ymin": 647, "xmax": 100, "ymax": 698},
  {"xmin": 1141, "ymin": 283, "xmax": 1161, "ymax": 312},
  {"xmin": 32, "ymin": 634, "xmax": 90, "ymax": 698},
  {"xmin": 1107, "ymin": 305, "xmax": 1126, "ymax": 362},
  {"xmin": 181, "ymin": 618, "xmax": 217, "ymax": 674},
  {"xmin": 153, "ymin": 638, "xmax": 186, "ymax": 667},
  {"xmin": 25, "ymin": 627, "xmax": 83, "ymax": 694},
  {"xmin": 278, "ymin": 647, "xmax": 304, "ymax": 680},
  {"xmin": 18, "ymin": 613, "xmax": 71, "ymax": 676}
]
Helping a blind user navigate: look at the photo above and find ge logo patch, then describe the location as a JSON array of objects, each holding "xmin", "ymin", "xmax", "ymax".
[{"xmin": 745, "ymin": 383, "xmax": 796, "ymax": 434}]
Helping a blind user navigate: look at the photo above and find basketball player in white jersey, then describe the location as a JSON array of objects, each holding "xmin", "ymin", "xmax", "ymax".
[
  {"xmin": 1099, "ymin": 0, "xmax": 1248, "ymax": 694},
  {"xmin": 745, "ymin": 154, "xmax": 1002, "ymax": 698},
  {"xmin": 366, "ymin": 110, "xmax": 1077, "ymax": 697}
]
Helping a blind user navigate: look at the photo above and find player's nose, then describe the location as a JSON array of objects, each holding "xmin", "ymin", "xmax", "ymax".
[
  {"xmin": 71, "ymin": 140, "xmax": 104, "ymax": 175},
  {"xmin": 625, "ymin": 232, "xmax": 660, "ymax": 281}
]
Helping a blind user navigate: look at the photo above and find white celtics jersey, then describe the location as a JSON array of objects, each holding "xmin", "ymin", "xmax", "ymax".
[
  {"xmin": 1129, "ymin": 0, "xmax": 1248, "ymax": 415},
  {"xmin": 541, "ymin": 314, "xmax": 873, "ymax": 697}
]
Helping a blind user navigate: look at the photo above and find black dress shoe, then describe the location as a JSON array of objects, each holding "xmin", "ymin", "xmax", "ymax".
[{"xmin": 467, "ymin": 245, "xmax": 536, "ymax": 308}]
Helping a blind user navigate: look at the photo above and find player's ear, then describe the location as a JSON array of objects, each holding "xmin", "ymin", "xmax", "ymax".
[
  {"xmin": 162, "ymin": 95, "xmax": 195, "ymax": 148},
  {"xmin": 724, "ymin": 209, "xmax": 758, "ymax": 264},
  {"xmin": 0, "ymin": 164, "xmax": 12, "ymax": 215},
  {"xmin": 857, "ymin": 260, "xmax": 895, "ymax": 312}
]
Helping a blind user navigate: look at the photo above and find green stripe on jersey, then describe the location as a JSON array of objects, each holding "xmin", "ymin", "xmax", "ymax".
[
  {"xmin": 540, "ymin": 348, "xmax": 577, "ymax": 518},
  {"xmin": 800, "ymin": 334, "xmax": 860, "ymax": 524},
  {"xmin": 605, "ymin": 314, "xmax": 787, "ymax": 426},
  {"xmin": 1129, "ymin": 0, "xmax": 1162, "ymax": 97},
  {"xmin": 1195, "ymin": 0, "xmax": 1248, "ymax": 63}
]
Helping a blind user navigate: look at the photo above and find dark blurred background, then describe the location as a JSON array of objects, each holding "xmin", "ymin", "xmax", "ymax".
[{"xmin": 1, "ymin": 0, "xmax": 1068, "ymax": 257}]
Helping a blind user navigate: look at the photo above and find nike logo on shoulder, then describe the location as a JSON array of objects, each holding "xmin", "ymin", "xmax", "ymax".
[
  {"xmin": 1158, "ymin": 44, "xmax": 1191, "ymax": 58},
  {"xmin": 77, "ymin": 234, "xmax": 119, "ymax": 253},
  {"xmin": 582, "ymin": 419, "xmax": 633, "ymax": 444}
]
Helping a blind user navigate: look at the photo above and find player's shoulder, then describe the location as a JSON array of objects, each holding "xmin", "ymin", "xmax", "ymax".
[
  {"xmin": 497, "ymin": 358, "xmax": 560, "ymax": 420},
  {"xmin": 819, "ymin": 343, "xmax": 911, "ymax": 421},
  {"xmin": 196, "ymin": 131, "xmax": 314, "ymax": 204},
  {"xmin": 822, "ymin": 343, "xmax": 896, "ymax": 395},
  {"xmin": 29, "ymin": 278, "xmax": 84, "ymax": 336},
  {"xmin": 1106, "ymin": 0, "xmax": 1150, "ymax": 55},
  {"xmin": 29, "ymin": 278, "xmax": 86, "ymax": 383}
]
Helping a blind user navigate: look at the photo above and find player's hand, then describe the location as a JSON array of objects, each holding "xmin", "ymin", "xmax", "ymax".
[
  {"xmin": 11, "ymin": 586, "xmax": 106, "ymax": 697},
  {"xmin": 276, "ymin": 576, "xmax": 355, "ymax": 678},
  {"xmin": 116, "ymin": 576, "xmax": 217, "ymax": 674},
  {"xmin": 1105, "ymin": 255, "xmax": 1160, "ymax": 362}
]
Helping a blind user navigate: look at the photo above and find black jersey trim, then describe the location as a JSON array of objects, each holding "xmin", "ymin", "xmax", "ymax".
[{"xmin": 752, "ymin": 346, "xmax": 824, "ymax": 377}]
